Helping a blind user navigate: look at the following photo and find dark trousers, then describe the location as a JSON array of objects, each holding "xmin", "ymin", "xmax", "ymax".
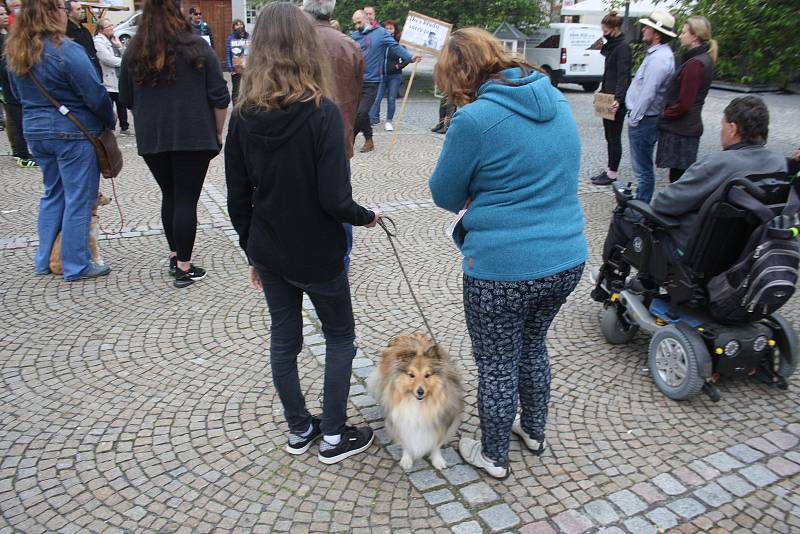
[
  {"xmin": 108, "ymin": 92, "xmax": 129, "ymax": 130},
  {"xmin": 231, "ymin": 74, "xmax": 241, "ymax": 105},
  {"xmin": 669, "ymin": 168, "xmax": 685, "ymax": 183},
  {"xmin": 353, "ymin": 82, "xmax": 379, "ymax": 141},
  {"xmin": 3, "ymin": 102, "xmax": 31, "ymax": 159},
  {"xmin": 255, "ymin": 267, "xmax": 357, "ymax": 436},
  {"xmin": 463, "ymin": 265, "xmax": 584, "ymax": 466},
  {"xmin": 142, "ymin": 150, "xmax": 215, "ymax": 261},
  {"xmin": 602, "ymin": 106, "xmax": 626, "ymax": 172}
]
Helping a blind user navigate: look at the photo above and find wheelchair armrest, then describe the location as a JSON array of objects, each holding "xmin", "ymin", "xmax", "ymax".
[{"xmin": 626, "ymin": 200, "xmax": 680, "ymax": 229}]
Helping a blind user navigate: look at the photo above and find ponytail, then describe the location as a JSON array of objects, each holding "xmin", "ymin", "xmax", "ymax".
[{"xmin": 602, "ymin": 10, "xmax": 623, "ymax": 29}]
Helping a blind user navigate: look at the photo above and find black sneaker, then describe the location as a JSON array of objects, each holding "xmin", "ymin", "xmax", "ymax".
[
  {"xmin": 174, "ymin": 264, "xmax": 206, "ymax": 288},
  {"xmin": 318, "ymin": 425, "xmax": 374, "ymax": 465},
  {"xmin": 285, "ymin": 416, "xmax": 322, "ymax": 455},
  {"xmin": 591, "ymin": 171, "xmax": 615, "ymax": 185},
  {"xmin": 169, "ymin": 257, "xmax": 177, "ymax": 277}
]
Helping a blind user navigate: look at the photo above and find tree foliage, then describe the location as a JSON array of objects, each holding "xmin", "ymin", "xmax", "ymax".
[
  {"xmin": 682, "ymin": 0, "xmax": 799, "ymax": 87},
  {"xmin": 331, "ymin": 0, "xmax": 548, "ymax": 34}
]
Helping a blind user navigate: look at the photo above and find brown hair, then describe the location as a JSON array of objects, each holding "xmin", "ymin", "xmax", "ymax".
[
  {"xmin": 434, "ymin": 27, "xmax": 540, "ymax": 108},
  {"xmin": 237, "ymin": 2, "xmax": 329, "ymax": 111},
  {"xmin": 382, "ymin": 19, "xmax": 399, "ymax": 40},
  {"xmin": 602, "ymin": 10, "xmax": 623, "ymax": 29},
  {"xmin": 5, "ymin": 0, "xmax": 65, "ymax": 75},
  {"xmin": 685, "ymin": 15, "xmax": 718, "ymax": 63},
  {"xmin": 125, "ymin": 0, "xmax": 207, "ymax": 86}
]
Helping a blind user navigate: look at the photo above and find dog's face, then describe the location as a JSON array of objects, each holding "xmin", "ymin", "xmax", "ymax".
[
  {"xmin": 96, "ymin": 192, "xmax": 111, "ymax": 207},
  {"xmin": 384, "ymin": 334, "xmax": 449, "ymax": 403}
]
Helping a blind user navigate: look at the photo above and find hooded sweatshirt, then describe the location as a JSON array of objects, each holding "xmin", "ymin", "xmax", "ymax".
[
  {"xmin": 429, "ymin": 68, "xmax": 587, "ymax": 281},
  {"xmin": 351, "ymin": 25, "xmax": 413, "ymax": 83},
  {"xmin": 225, "ymin": 97, "xmax": 375, "ymax": 283}
]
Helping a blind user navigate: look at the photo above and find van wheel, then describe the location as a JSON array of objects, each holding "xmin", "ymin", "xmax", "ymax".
[
  {"xmin": 542, "ymin": 66, "xmax": 558, "ymax": 87},
  {"xmin": 119, "ymin": 34, "xmax": 131, "ymax": 46},
  {"xmin": 582, "ymin": 82, "xmax": 600, "ymax": 92}
]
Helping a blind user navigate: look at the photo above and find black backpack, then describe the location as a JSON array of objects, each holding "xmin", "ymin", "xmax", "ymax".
[{"xmin": 707, "ymin": 185, "xmax": 800, "ymax": 324}]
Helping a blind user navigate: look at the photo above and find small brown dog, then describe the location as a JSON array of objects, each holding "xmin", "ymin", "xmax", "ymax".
[
  {"xmin": 368, "ymin": 333, "xmax": 464, "ymax": 469},
  {"xmin": 49, "ymin": 192, "xmax": 111, "ymax": 275}
]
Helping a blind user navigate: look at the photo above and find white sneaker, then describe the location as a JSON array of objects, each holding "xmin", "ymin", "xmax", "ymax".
[
  {"xmin": 512, "ymin": 415, "xmax": 547, "ymax": 455},
  {"xmin": 458, "ymin": 437, "xmax": 509, "ymax": 479},
  {"xmin": 384, "ymin": 122, "xmax": 393, "ymax": 131}
]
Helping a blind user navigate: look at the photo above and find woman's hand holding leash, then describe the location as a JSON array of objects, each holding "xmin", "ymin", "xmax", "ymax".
[{"xmin": 249, "ymin": 266, "xmax": 262, "ymax": 291}]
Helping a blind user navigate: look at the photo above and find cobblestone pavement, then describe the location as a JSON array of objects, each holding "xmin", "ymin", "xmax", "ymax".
[{"xmin": 1, "ymin": 86, "xmax": 799, "ymax": 533}]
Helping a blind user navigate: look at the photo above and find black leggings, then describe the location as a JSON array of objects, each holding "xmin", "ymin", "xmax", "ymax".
[
  {"xmin": 143, "ymin": 151, "xmax": 215, "ymax": 261},
  {"xmin": 108, "ymin": 92, "xmax": 129, "ymax": 130},
  {"xmin": 3, "ymin": 102, "xmax": 31, "ymax": 159},
  {"xmin": 602, "ymin": 107, "xmax": 626, "ymax": 172},
  {"xmin": 669, "ymin": 168, "xmax": 685, "ymax": 183}
]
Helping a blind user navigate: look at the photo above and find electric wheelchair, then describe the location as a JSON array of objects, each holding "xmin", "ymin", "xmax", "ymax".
[{"xmin": 595, "ymin": 172, "xmax": 799, "ymax": 401}]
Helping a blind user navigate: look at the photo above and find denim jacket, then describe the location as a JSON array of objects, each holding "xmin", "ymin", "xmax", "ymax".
[{"xmin": 9, "ymin": 38, "xmax": 115, "ymax": 140}]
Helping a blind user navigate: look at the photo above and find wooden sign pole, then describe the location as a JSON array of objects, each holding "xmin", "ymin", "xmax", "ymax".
[{"xmin": 387, "ymin": 61, "xmax": 418, "ymax": 157}]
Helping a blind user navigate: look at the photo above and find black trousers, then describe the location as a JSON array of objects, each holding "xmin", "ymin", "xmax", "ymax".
[
  {"xmin": 353, "ymin": 82, "xmax": 379, "ymax": 141},
  {"xmin": 231, "ymin": 74, "xmax": 242, "ymax": 105},
  {"xmin": 142, "ymin": 150, "xmax": 216, "ymax": 261},
  {"xmin": 602, "ymin": 106, "xmax": 626, "ymax": 172},
  {"xmin": 3, "ymin": 102, "xmax": 31, "ymax": 159},
  {"xmin": 108, "ymin": 92, "xmax": 129, "ymax": 130}
]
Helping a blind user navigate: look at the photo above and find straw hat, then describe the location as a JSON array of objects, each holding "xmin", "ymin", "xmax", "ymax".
[{"xmin": 638, "ymin": 10, "xmax": 677, "ymax": 38}]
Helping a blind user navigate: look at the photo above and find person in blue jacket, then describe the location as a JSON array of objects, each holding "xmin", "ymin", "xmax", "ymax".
[
  {"xmin": 350, "ymin": 9, "xmax": 419, "ymax": 152},
  {"xmin": 6, "ymin": 0, "xmax": 115, "ymax": 280},
  {"xmin": 225, "ymin": 19, "xmax": 249, "ymax": 104},
  {"xmin": 429, "ymin": 28, "xmax": 587, "ymax": 479}
]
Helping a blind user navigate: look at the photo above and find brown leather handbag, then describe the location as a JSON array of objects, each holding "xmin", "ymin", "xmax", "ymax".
[{"xmin": 29, "ymin": 72, "xmax": 123, "ymax": 179}]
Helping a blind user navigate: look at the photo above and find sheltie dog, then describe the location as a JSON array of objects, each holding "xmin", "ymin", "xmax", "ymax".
[
  {"xmin": 368, "ymin": 333, "xmax": 463, "ymax": 470},
  {"xmin": 49, "ymin": 192, "xmax": 111, "ymax": 275}
]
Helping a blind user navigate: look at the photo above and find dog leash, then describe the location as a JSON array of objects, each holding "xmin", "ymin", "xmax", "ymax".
[
  {"xmin": 99, "ymin": 177, "xmax": 125, "ymax": 235},
  {"xmin": 377, "ymin": 215, "xmax": 438, "ymax": 345}
]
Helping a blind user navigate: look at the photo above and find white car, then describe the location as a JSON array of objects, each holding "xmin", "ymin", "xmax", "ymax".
[
  {"xmin": 113, "ymin": 10, "xmax": 141, "ymax": 47},
  {"xmin": 525, "ymin": 23, "xmax": 605, "ymax": 92}
]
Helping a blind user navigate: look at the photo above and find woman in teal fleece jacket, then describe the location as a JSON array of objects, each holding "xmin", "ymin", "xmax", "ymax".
[{"xmin": 429, "ymin": 28, "xmax": 587, "ymax": 479}]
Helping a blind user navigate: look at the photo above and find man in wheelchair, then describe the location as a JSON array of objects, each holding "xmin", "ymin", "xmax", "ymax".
[
  {"xmin": 590, "ymin": 96, "xmax": 799, "ymax": 401},
  {"xmin": 592, "ymin": 96, "xmax": 787, "ymax": 301}
]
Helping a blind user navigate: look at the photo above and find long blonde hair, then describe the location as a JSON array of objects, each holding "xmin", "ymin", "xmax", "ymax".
[
  {"xmin": 5, "ymin": 0, "xmax": 65, "ymax": 75},
  {"xmin": 236, "ymin": 2, "xmax": 329, "ymax": 111},
  {"xmin": 686, "ymin": 15, "xmax": 718, "ymax": 63}
]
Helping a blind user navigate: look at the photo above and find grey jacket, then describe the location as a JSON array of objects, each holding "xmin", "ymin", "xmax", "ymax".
[{"xmin": 652, "ymin": 144, "xmax": 788, "ymax": 250}]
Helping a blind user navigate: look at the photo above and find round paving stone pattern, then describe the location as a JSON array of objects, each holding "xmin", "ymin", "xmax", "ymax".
[{"xmin": 1, "ymin": 86, "xmax": 799, "ymax": 533}]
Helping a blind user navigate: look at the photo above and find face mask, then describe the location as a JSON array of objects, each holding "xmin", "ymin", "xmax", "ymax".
[{"xmin": 12, "ymin": 7, "xmax": 19, "ymax": 13}]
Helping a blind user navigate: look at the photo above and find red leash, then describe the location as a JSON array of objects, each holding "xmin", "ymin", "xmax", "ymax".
[{"xmin": 99, "ymin": 177, "xmax": 125, "ymax": 235}]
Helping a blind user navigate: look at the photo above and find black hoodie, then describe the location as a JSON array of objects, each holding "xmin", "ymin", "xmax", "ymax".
[{"xmin": 225, "ymin": 97, "xmax": 374, "ymax": 283}]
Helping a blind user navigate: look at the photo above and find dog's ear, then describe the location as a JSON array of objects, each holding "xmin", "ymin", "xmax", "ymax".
[
  {"xmin": 424, "ymin": 344, "xmax": 443, "ymax": 360},
  {"xmin": 387, "ymin": 336, "xmax": 402, "ymax": 347}
]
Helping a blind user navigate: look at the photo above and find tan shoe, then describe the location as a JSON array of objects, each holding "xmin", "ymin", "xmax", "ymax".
[{"xmin": 360, "ymin": 139, "xmax": 374, "ymax": 153}]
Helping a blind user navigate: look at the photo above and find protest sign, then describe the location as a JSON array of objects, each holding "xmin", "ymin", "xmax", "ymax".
[
  {"xmin": 593, "ymin": 92, "xmax": 616, "ymax": 120},
  {"xmin": 399, "ymin": 11, "xmax": 452, "ymax": 55}
]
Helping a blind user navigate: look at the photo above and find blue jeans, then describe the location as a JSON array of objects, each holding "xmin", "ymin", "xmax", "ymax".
[
  {"xmin": 29, "ymin": 138, "xmax": 100, "ymax": 279},
  {"xmin": 628, "ymin": 115, "xmax": 659, "ymax": 203},
  {"xmin": 369, "ymin": 73, "xmax": 403, "ymax": 123},
  {"xmin": 255, "ymin": 266, "xmax": 357, "ymax": 436}
]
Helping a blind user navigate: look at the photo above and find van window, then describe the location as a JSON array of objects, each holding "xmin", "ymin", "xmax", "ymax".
[
  {"xmin": 529, "ymin": 29, "xmax": 559, "ymax": 49},
  {"xmin": 129, "ymin": 14, "xmax": 139, "ymax": 26},
  {"xmin": 566, "ymin": 28, "xmax": 602, "ymax": 48}
]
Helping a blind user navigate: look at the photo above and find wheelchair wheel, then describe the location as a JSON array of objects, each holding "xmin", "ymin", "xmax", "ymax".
[
  {"xmin": 648, "ymin": 325, "xmax": 707, "ymax": 400},
  {"xmin": 600, "ymin": 305, "xmax": 638, "ymax": 345},
  {"xmin": 771, "ymin": 313, "xmax": 798, "ymax": 378}
]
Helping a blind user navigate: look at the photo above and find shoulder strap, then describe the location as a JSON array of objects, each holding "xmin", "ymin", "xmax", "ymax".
[{"xmin": 28, "ymin": 71, "xmax": 99, "ymax": 147}]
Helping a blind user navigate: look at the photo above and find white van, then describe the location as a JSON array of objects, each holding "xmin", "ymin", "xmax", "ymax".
[
  {"xmin": 525, "ymin": 23, "xmax": 605, "ymax": 92},
  {"xmin": 113, "ymin": 10, "xmax": 141, "ymax": 47}
]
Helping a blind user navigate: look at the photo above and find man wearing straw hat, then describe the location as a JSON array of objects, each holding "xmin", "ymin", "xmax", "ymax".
[{"xmin": 623, "ymin": 10, "xmax": 676, "ymax": 203}]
